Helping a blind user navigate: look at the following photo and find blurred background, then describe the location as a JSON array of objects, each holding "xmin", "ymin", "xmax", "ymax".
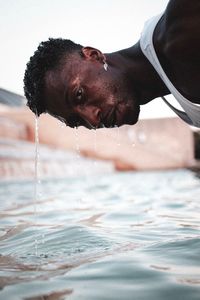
[{"xmin": 0, "ymin": 0, "xmax": 199, "ymax": 180}]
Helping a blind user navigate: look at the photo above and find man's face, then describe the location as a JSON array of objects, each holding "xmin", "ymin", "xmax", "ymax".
[{"xmin": 44, "ymin": 49, "xmax": 140, "ymax": 129}]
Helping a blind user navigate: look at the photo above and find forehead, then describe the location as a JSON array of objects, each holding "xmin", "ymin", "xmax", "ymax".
[
  {"xmin": 44, "ymin": 56, "xmax": 81, "ymax": 117},
  {"xmin": 44, "ymin": 55, "xmax": 104, "ymax": 118}
]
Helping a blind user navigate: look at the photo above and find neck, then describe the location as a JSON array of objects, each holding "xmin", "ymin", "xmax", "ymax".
[{"xmin": 107, "ymin": 41, "xmax": 170, "ymax": 105}]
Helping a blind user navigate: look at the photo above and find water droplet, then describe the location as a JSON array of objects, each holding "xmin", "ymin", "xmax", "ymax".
[
  {"xmin": 137, "ymin": 131, "xmax": 146, "ymax": 144},
  {"xmin": 60, "ymin": 122, "xmax": 65, "ymax": 129},
  {"xmin": 74, "ymin": 127, "xmax": 80, "ymax": 153},
  {"xmin": 34, "ymin": 116, "xmax": 42, "ymax": 256},
  {"xmin": 127, "ymin": 128, "xmax": 136, "ymax": 143}
]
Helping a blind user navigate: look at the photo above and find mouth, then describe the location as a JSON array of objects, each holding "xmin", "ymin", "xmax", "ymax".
[
  {"xmin": 97, "ymin": 98, "xmax": 140, "ymax": 129},
  {"xmin": 115, "ymin": 101, "xmax": 140, "ymax": 127}
]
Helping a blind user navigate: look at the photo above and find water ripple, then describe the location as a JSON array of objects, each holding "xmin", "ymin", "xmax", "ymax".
[{"xmin": 0, "ymin": 169, "xmax": 200, "ymax": 300}]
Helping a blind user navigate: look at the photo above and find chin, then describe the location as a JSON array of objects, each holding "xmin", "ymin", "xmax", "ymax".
[{"xmin": 116, "ymin": 102, "xmax": 140, "ymax": 127}]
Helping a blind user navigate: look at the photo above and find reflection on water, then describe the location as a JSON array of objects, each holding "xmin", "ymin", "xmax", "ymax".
[{"xmin": 0, "ymin": 169, "xmax": 200, "ymax": 300}]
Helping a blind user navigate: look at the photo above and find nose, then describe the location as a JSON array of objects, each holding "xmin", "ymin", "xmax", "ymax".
[{"xmin": 75, "ymin": 105, "xmax": 102, "ymax": 128}]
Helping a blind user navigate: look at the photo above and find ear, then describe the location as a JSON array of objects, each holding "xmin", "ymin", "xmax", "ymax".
[{"xmin": 81, "ymin": 47, "xmax": 105, "ymax": 63}]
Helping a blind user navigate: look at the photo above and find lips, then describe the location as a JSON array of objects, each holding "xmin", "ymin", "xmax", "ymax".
[
  {"xmin": 101, "ymin": 100, "xmax": 139, "ymax": 128},
  {"xmin": 116, "ymin": 101, "xmax": 140, "ymax": 126}
]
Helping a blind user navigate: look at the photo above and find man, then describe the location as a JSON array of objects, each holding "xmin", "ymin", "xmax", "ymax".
[{"xmin": 24, "ymin": 0, "xmax": 200, "ymax": 129}]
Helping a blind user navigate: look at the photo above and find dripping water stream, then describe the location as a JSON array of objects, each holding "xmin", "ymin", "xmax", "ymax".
[
  {"xmin": 74, "ymin": 127, "xmax": 83, "ymax": 206},
  {"xmin": 34, "ymin": 116, "xmax": 40, "ymax": 256},
  {"xmin": 115, "ymin": 126, "xmax": 121, "ymax": 147},
  {"xmin": 74, "ymin": 127, "xmax": 80, "ymax": 159},
  {"xmin": 93, "ymin": 129, "xmax": 97, "ymax": 166}
]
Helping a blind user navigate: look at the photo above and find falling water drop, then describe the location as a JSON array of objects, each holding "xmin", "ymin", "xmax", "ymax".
[
  {"xmin": 127, "ymin": 128, "xmax": 136, "ymax": 147},
  {"xmin": 41, "ymin": 234, "xmax": 45, "ymax": 244},
  {"xmin": 137, "ymin": 131, "xmax": 147, "ymax": 144},
  {"xmin": 60, "ymin": 122, "xmax": 65, "ymax": 129}
]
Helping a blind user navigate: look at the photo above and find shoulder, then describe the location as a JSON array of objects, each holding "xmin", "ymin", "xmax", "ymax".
[
  {"xmin": 165, "ymin": 0, "xmax": 200, "ymax": 18},
  {"xmin": 157, "ymin": 0, "xmax": 200, "ymax": 62}
]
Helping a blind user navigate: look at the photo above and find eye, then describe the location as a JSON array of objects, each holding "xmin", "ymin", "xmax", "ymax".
[
  {"xmin": 76, "ymin": 88, "xmax": 82, "ymax": 99},
  {"xmin": 75, "ymin": 87, "xmax": 85, "ymax": 104}
]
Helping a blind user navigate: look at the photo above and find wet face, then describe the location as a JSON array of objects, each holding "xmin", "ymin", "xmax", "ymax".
[{"xmin": 44, "ymin": 48, "xmax": 140, "ymax": 129}]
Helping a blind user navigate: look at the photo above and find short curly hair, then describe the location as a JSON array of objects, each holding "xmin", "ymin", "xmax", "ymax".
[{"xmin": 23, "ymin": 38, "xmax": 82, "ymax": 116}]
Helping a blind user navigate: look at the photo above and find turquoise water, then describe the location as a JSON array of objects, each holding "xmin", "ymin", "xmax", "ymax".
[{"xmin": 0, "ymin": 169, "xmax": 200, "ymax": 300}]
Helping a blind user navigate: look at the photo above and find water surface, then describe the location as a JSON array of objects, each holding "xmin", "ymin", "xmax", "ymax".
[{"xmin": 0, "ymin": 169, "xmax": 200, "ymax": 300}]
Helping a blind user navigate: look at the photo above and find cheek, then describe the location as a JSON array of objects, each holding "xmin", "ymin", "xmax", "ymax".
[
  {"xmin": 87, "ymin": 81, "xmax": 115, "ymax": 105},
  {"xmin": 86, "ymin": 73, "xmax": 127, "ymax": 107},
  {"xmin": 100, "ymin": 81, "xmax": 121, "ymax": 104}
]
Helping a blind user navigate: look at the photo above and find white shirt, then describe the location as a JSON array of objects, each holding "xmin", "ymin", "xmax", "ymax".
[{"xmin": 140, "ymin": 13, "xmax": 200, "ymax": 128}]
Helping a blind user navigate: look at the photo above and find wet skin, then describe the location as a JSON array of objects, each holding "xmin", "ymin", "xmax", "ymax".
[
  {"xmin": 44, "ymin": 0, "xmax": 200, "ymax": 129},
  {"xmin": 44, "ymin": 48, "xmax": 140, "ymax": 129}
]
